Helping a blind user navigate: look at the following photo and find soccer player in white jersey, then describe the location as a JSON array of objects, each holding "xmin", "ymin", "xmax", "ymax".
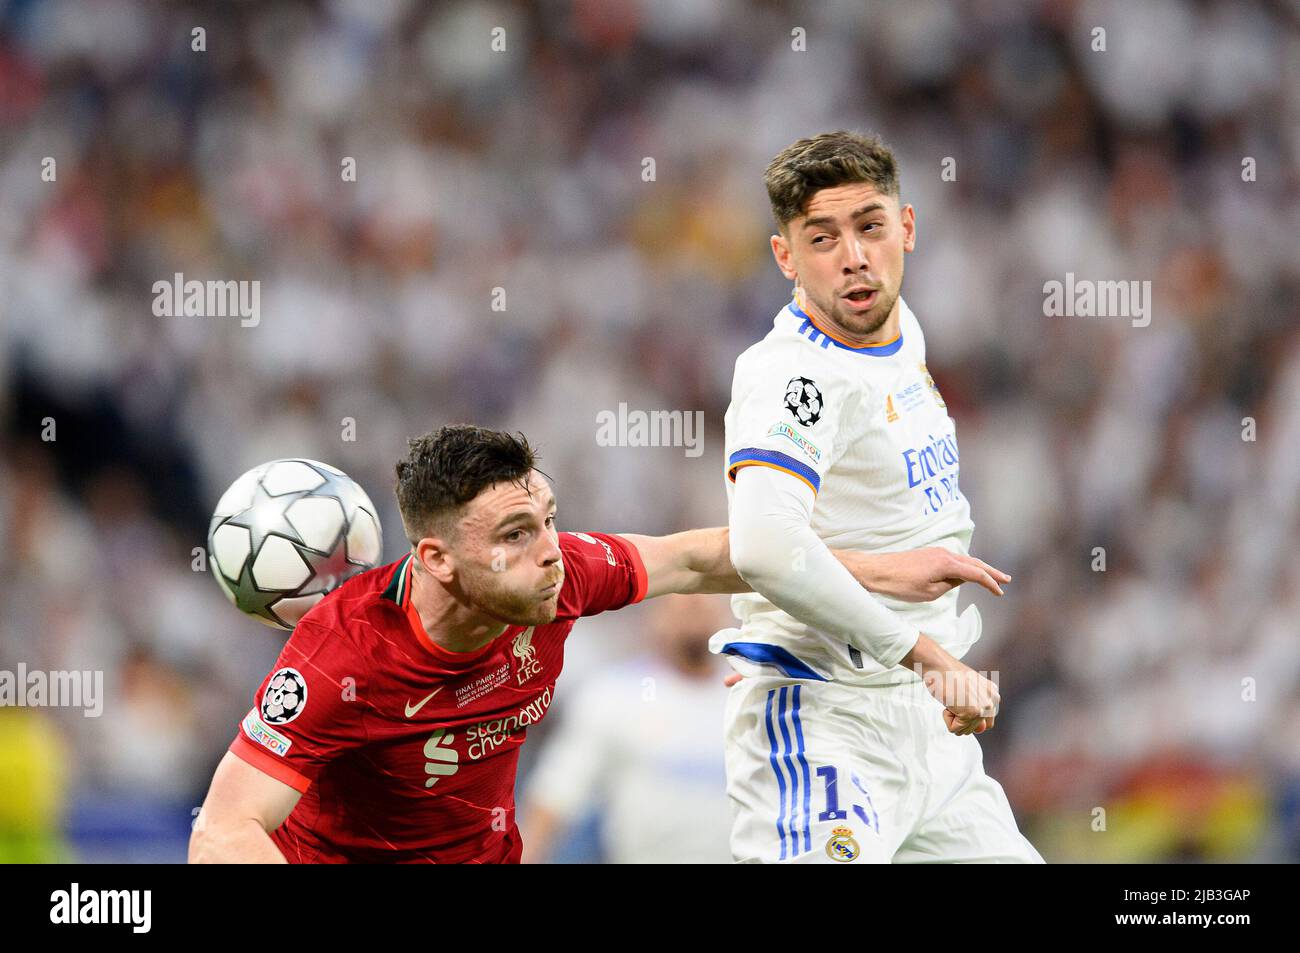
[{"xmin": 713, "ymin": 130, "xmax": 1044, "ymax": 863}]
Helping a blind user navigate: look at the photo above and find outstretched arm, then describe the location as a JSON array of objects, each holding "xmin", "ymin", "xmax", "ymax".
[
  {"xmin": 616, "ymin": 527, "xmax": 1009, "ymax": 602},
  {"xmin": 835, "ymin": 547, "xmax": 1009, "ymax": 602},
  {"xmin": 616, "ymin": 528, "xmax": 741, "ymax": 597}
]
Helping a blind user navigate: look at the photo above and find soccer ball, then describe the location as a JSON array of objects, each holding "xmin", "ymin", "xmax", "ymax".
[{"xmin": 207, "ymin": 458, "xmax": 383, "ymax": 629}]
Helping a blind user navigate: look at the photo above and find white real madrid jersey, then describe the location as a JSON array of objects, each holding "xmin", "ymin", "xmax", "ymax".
[{"xmin": 720, "ymin": 290, "xmax": 977, "ymax": 685}]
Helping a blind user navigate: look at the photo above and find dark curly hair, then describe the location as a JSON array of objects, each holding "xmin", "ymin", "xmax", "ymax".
[{"xmin": 394, "ymin": 425, "xmax": 539, "ymax": 544}]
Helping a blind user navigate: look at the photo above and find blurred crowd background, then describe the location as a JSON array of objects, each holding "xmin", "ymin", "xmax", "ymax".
[{"xmin": 1, "ymin": 0, "xmax": 1297, "ymax": 863}]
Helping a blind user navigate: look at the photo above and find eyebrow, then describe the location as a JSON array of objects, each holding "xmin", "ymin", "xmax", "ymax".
[{"xmin": 802, "ymin": 202, "xmax": 886, "ymax": 230}]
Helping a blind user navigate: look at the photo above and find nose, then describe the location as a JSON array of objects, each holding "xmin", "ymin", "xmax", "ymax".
[
  {"xmin": 537, "ymin": 533, "xmax": 562, "ymax": 567},
  {"xmin": 843, "ymin": 233, "xmax": 870, "ymax": 273}
]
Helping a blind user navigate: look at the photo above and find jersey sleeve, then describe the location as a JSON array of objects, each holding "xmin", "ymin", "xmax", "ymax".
[
  {"xmin": 227, "ymin": 620, "xmax": 366, "ymax": 794},
  {"xmin": 725, "ymin": 348, "xmax": 860, "ymax": 499},
  {"xmin": 556, "ymin": 531, "xmax": 648, "ymax": 618}
]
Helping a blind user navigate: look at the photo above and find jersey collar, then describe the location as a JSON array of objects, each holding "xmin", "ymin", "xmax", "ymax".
[
  {"xmin": 381, "ymin": 553, "xmax": 415, "ymax": 606},
  {"xmin": 788, "ymin": 289, "xmax": 904, "ymax": 357},
  {"xmin": 384, "ymin": 553, "xmax": 517, "ymax": 664}
]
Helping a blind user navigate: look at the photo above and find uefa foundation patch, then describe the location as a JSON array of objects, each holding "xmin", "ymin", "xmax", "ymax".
[
  {"xmin": 765, "ymin": 421, "xmax": 823, "ymax": 463},
  {"xmin": 243, "ymin": 710, "xmax": 293, "ymax": 756}
]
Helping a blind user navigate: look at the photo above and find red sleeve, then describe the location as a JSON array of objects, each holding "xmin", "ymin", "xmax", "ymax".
[
  {"xmin": 227, "ymin": 621, "xmax": 366, "ymax": 792},
  {"xmin": 556, "ymin": 531, "xmax": 648, "ymax": 618}
]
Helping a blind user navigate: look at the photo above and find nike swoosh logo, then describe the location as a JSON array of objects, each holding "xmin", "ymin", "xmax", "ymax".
[{"xmin": 404, "ymin": 687, "xmax": 444, "ymax": 718}]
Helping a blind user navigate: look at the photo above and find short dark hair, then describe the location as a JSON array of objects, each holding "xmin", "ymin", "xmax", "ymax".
[
  {"xmin": 764, "ymin": 130, "xmax": 900, "ymax": 233},
  {"xmin": 394, "ymin": 425, "xmax": 538, "ymax": 544}
]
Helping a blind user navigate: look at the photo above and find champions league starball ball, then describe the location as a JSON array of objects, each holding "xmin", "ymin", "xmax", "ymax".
[{"xmin": 207, "ymin": 459, "xmax": 383, "ymax": 629}]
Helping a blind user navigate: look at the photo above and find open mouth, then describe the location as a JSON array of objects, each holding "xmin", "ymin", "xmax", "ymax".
[{"xmin": 843, "ymin": 288, "xmax": 878, "ymax": 308}]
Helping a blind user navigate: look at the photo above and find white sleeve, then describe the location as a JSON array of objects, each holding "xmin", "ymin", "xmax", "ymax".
[
  {"xmin": 728, "ymin": 464, "xmax": 921, "ymax": 669},
  {"xmin": 725, "ymin": 352, "xmax": 847, "ymax": 495}
]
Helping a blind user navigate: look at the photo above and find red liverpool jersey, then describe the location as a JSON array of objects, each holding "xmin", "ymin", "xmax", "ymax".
[{"xmin": 227, "ymin": 530, "xmax": 648, "ymax": 863}]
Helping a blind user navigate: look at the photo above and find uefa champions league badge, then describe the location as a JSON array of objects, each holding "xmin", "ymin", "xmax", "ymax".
[
  {"xmin": 825, "ymin": 826, "xmax": 860, "ymax": 862},
  {"xmin": 261, "ymin": 667, "xmax": 307, "ymax": 725},
  {"xmin": 784, "ymin": 377, "xmax": 824, "ymax": 426}
]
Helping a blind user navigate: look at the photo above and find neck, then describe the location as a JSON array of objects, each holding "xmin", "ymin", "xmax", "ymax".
[
  {"xmin": 408, "ymin": 561, "xmax": 509, "ymax": 654},
  {"xmin": 796, "ymin": 287, "xmax": 901, "ymax": 347}
]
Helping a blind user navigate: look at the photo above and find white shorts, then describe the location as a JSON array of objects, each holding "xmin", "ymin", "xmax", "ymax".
[{"xmin": 721, "ymin": 674, "xmax": 1045, "ymax": 864}]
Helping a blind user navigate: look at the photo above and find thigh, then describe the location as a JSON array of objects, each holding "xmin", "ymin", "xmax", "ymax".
[
  {"xmin": 723, "ymin": 679, "xmax": 914, "ymax": 864},
  {"xmin": 895, "ymin": 729, "xmax": 1045, "ymax": 864}
]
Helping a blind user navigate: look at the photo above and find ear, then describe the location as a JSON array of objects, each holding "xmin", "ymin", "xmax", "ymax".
[
  {"xmin": 770, "ymin": 231, "xmax": 798, "ymax": 281},
  {"xmin": 901, "ymin": 203, "xmax": 916, "ymax": 253},
  {"xmin": 415, "ymin": 536, "xmax": 456, "ymax": 585}
]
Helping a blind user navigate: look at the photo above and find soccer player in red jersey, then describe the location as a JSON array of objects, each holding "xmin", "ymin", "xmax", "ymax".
[{"xmin": 189, "ymin": 425, "xmax": 1009, "ymax": 863}]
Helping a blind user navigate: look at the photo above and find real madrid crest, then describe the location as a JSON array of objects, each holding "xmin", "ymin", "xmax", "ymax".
[
  {"xmin": 825, "ymin": 825, "xmax": 860, "ymax": 862},
  {"xmin": 919, "ymin": 362, "xmax": 946, "ymax": 409}
]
